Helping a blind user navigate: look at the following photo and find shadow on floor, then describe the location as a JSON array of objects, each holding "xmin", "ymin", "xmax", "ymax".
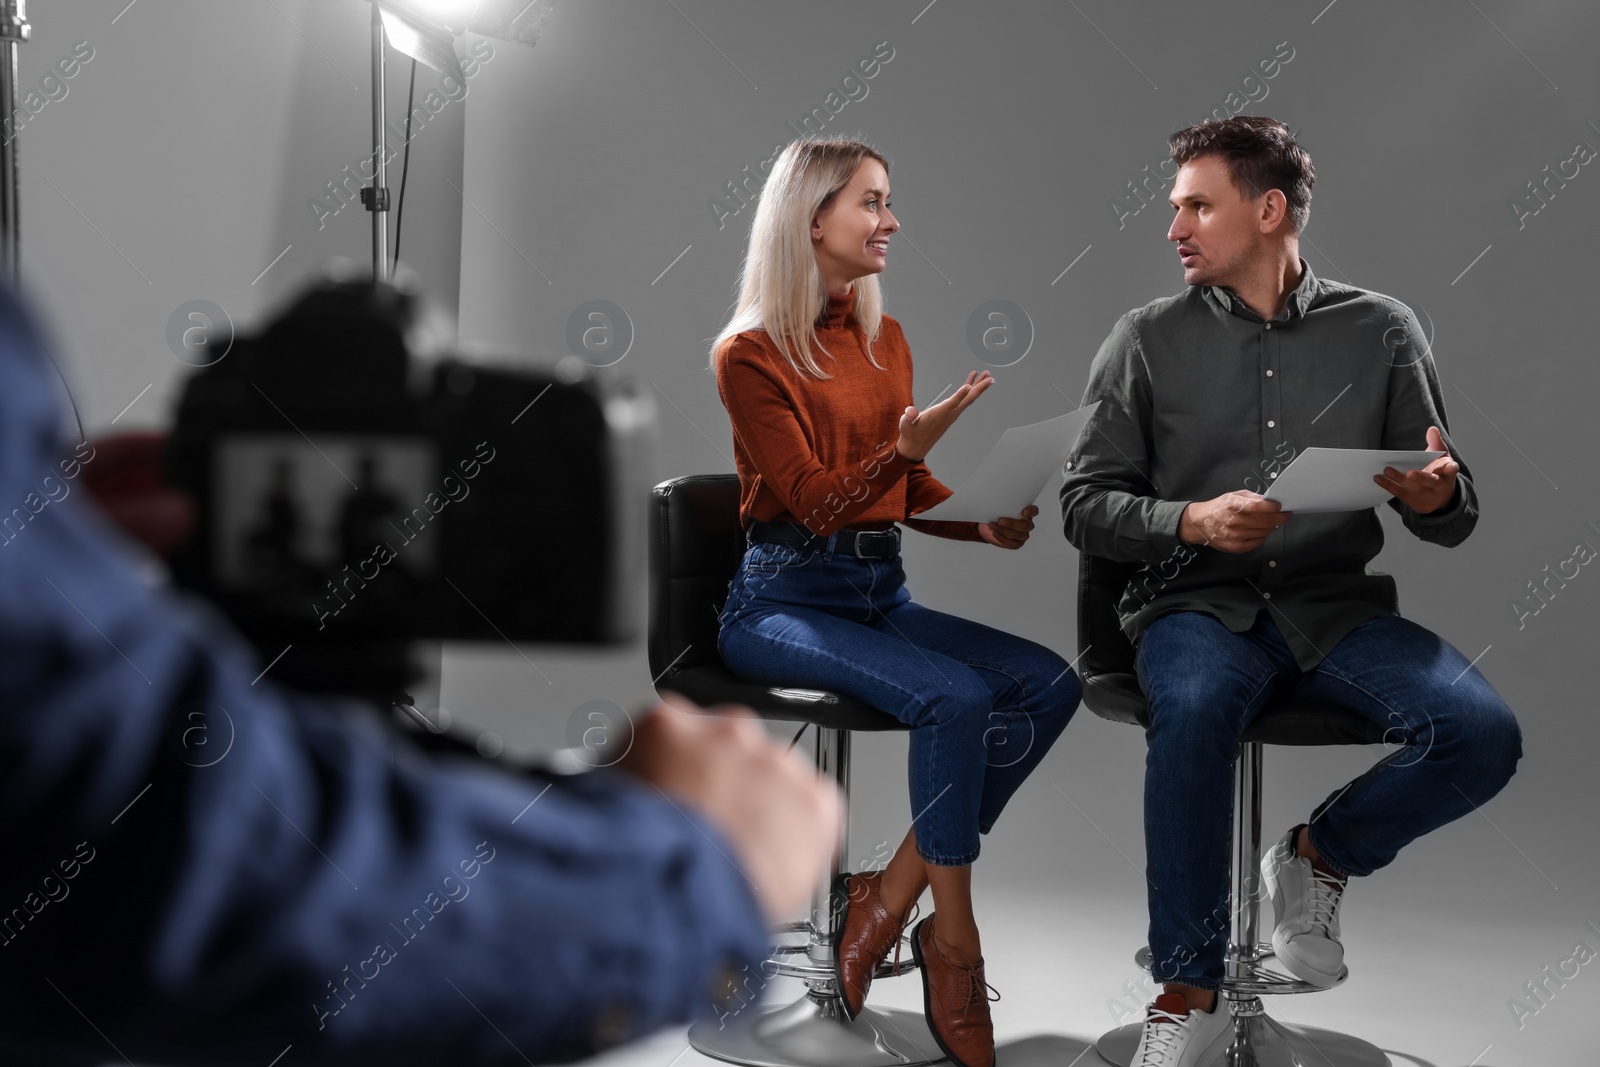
[
  {"xmin": 995, "ymin": 1032, "xmax": 1100, "ymax": 1066},
  {"xmin": 1380, "ymin": 1052, "xmax": 1512, "ymax": 1067},
  {"xmin": 992, "ymin": 1035, "xmax": 1515, "ymax": 1067}
]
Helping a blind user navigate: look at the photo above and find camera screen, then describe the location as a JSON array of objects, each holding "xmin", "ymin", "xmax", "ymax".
[{"xmin": 212, "ymin": 435, "xmax": 439, "ymax": 594}]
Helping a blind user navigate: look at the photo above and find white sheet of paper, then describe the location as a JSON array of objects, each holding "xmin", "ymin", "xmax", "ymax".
[
  {"xmin": 1263, "ymin": 447, "xmax": 1445, "ymax": 512},
  {"xmin": 910, "ymin": 403, "xmax": 1100, "ymax": 523}
]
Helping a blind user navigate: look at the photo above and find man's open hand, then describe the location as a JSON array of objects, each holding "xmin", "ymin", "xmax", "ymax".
[{"xmin": 1375, "ymin": 426, "xmax": 1459, "ymax": 514}]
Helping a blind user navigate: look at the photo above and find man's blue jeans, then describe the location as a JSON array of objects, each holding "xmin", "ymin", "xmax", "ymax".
[
  {"xmin": 1136, "ymin": 609, "xmax": 1521, "ymax": 989},
  {"xmin": 717, "ymin": 534, "xmax": 1080, "ymax": 866}
]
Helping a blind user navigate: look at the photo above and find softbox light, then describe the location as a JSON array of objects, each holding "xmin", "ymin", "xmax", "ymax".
[
  {"xmin": 359, "ymin": 0, "xmax": 557, "ymax": 278},
  {"xmin": 371, "ymin": 0, "xmax": 558, "ymax": 79}
]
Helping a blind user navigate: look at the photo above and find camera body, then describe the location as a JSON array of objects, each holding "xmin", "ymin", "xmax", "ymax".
[{"xmin": 167, "ymin": 279, "xmax": 653, "ymax": 693}]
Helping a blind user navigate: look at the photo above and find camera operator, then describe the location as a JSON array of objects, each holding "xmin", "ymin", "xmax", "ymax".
[{"xmin": 0, "ymin": 280, "xmax": 840, "ymax": 1065}]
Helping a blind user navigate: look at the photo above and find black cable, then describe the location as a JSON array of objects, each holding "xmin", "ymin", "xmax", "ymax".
[
  {"xmin": 392, "ymin": 58, "xmax": 417, "ymax": 271},
  {"xmin": 785, "ymin": 722, "xmax": 808, "ymax": 753}
]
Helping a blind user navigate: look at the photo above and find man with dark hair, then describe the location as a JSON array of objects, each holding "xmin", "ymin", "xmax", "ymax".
[{"xmin": 1060, "ymin": 115, "xmax": 1520, "ymax": 1065}]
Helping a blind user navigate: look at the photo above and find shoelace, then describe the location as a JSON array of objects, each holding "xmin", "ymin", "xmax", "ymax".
[
  {"xmin": 954, "ymin": 966, "xmax": 1001, "ymax": 1013},
  {"xmin": 1305, "ymin": 868, "xmax": 1344, "ymax": 934},
  {"xmin": 930, "ymin": 937, "xmax": 1000, "ymax": 1013},
  {"xmin": 887, "ymin": 900, "xmax": 921, "ymax": 971},
  {"xmin": 1132, "ymin": 1006, "xmax": 1188, "ymax": 1064}
]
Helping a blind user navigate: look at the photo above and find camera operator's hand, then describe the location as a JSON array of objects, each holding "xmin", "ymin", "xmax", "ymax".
[
  {"xmin": 1178, "ymin": 491, "xmax": 1290, "ymax": 553},
  {"xmin": 79, "ymin": 430, "xmax": 196, "ymax": 557},
  {"xmin": 616, "ymin": 694, "xmax": 842, "ymax": 926}
]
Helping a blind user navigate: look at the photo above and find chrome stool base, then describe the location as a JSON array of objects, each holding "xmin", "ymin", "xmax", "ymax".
[
  {"xmin": 1095, "ymin": 744, "xmax": 1388, "ymax": 1066},
  {"xmin": 688, "ymin": 991, "xmax": 945, "ymax": 1067},
  {"xmin": 1095, "ymin": 1014, "xmax": 1389, "ymax": 1066},
  {"xmin": 688, "ymin": 727, "xmax": 941, "ymax": 1067}
]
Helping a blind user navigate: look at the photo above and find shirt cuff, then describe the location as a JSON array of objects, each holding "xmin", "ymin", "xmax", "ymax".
[
  {"xmin": 571, "ymin": 772, "xmax": 774, "ymax": 1052},
  {"xmin": 1410, "ymin": 478, "xmax": 1466, "ymax": 523},
  {"xmin": 899, "ymin": 517, "xmax": 987, "ymax": 543},
  {"xmin": 881, "ymin": 447, "xmax": 918, "ymax": 480},
  {"xmin": 659, "ymin": 803, "xmax": 775, "ymax": 1031},
  {"xmin": 1149, "ymin": 498, "xmax": 1192, "ymax": 556}
]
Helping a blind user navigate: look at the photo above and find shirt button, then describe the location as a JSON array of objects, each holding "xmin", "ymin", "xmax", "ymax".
[
  {"xmin": 1267, "ymin": 420, "xmax": 1276, "ymax": 428},
  {"xmin": 1266, "ymin": 370, "xmax": 1273, "ymax": 377},
  {"xmin": 1263, "ymin": 592, "xmax": 1272, "ymax": 600},
  {"xmin": 1268, "ymin": 471, "xmax": 1277, "ymax": 479},
  {"xmin": 1269, "ymin": 560, "xmax": 1277, "ymax": 567},
  {"xmin": 1265, "ymin": 323, "xmax": 1272, "ymax": 330}
]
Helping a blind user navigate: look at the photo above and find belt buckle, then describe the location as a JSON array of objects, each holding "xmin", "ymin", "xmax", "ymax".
[{"xmin": 854, "ymin": 528, "xmax": 894, "ymax": 559}]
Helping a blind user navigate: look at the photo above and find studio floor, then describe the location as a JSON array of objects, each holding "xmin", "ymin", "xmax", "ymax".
[
  {"xmin": 422, "ymin": 639, "xmax": 1598, "ymax": 1067},
  {"xmin": 568, "ymin": 883, "xmax": 1594, "ymax": 1067}
]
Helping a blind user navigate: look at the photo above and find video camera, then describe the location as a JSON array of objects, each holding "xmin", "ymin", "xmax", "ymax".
[{"xmin": 166, "ymin": 276, "xmax": 654, "ymax": 698}]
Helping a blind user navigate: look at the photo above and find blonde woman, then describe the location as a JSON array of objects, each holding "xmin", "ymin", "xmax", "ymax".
[{"xmin": 709, "ymin": 138, "xmax": 1081, "ymax": 1067}]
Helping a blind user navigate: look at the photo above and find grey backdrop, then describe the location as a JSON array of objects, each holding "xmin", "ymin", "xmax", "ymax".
[{"xmin": 21, "ymin": 1, "xmax": 1598, "ymax": 1063}]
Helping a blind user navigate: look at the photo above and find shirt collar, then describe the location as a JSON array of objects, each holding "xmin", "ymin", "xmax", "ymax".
[{"xmin": 1204, "ymin": 257, "xmax": 1320, "ymax": 321}]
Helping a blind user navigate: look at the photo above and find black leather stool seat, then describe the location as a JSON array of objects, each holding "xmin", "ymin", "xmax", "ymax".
[
  {"xmin": 1076, "ymin": 554, "xmax": 1384, "ymax": 746},
  {"xmin": 649, "ymin": 473, "xmax": 910, "ymax": 733},
  {"xmin": 660, "ymin": 664, "xmax": 912, "ymax": 732},
  {"xmin": 1085, "ymin": 673, "xmax": 1383, "ymax": 746}
]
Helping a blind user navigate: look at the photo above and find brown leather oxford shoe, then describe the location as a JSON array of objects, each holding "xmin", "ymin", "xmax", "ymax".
[
  {"xmin": 910, "ymin": 913, "xmax": 998, "ymax": 1067},
  {"xmin": 832, "ymin": 870, "xmax": 915, "ymax": 1019}
]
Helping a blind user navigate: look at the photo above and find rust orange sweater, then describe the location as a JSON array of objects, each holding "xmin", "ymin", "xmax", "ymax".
[{"xmin": 713, "ymin": 292, "xmax": 984, "ymax": 543}]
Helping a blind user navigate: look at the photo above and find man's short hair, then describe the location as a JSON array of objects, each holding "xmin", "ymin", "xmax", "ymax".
[{"xmin": 1169, "ymin": 116, "xmax": 1315, "ymax": 234}]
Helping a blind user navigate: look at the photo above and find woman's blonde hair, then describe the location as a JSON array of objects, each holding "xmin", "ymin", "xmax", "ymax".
[{"xmin": 710, "ymin": 137, "xmax": 889, "ymax": 379}]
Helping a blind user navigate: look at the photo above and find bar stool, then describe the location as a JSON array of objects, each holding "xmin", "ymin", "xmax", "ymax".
[
  {"xmin": 1077, "ymin": 554, "xmax": 1391, "ymax": 1067},
  {"xmin": 648, "ymin": 473, "xmax": 944, "ymax": 1067}
]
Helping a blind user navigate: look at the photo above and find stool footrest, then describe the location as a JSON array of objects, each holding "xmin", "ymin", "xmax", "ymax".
[
  {"xmin": 1133, "ymin": 944, "xmax": 1348, "ymax": 995},
  {"xmin": 763, "ymin": 926, "xmax": 920, "ymax": 982}
]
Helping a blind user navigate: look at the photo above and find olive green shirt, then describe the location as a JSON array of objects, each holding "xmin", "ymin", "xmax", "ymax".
[{"xmin": 1059, "ymin": 259, "xmax": 1476, "ymax": 670}]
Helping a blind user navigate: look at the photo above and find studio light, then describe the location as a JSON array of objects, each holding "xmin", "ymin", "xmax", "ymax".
[{"xmin": 360, "ymin": 0, "xmax": 557, "ymax": 278}]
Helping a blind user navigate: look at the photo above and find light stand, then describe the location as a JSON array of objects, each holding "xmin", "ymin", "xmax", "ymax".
[
  {"xmin": 363, "ymin": 4, "xmax": 391, "ymax": 281},
  {"xmin": 361, "ymin": 0, "xmax": 556, "ymax": 282},
  {"xmin": 360, "ymin": 0, "xmax": 556, "ymax": 281},
  {"xmin": 0, "ymin": 0, "xmax": 31, "ymax": 282}
]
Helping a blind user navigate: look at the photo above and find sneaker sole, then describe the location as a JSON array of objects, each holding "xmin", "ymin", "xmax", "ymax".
[
  {"xmin": 1261, "ymin": 850, "xmax": 1342, "ymax": 989},
  {"xmin": 1270, "ymin": 928, "xmax": 1342, "ymax": 988}
]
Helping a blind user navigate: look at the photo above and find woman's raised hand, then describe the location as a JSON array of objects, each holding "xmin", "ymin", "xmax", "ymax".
[{"xmin": 894, "ymin": 370, "xmax": 994, "ymax": 462}]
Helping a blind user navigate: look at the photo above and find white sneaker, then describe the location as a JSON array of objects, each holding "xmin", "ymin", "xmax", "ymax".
[
  {"xmin": 1261, "ymin": 825, "xmax": 1346, "ymax": 987},
  {"xmin": 1130, "ymin": 993, "xmax": 1230, "ymax": 1066}
]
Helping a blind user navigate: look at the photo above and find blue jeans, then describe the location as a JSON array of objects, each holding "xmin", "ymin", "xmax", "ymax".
[
  {"xmin": 1136, "ymin": 609, "xmax": 1522, "ymax": 989},
  {"xmin": 717, "ymin": 532, "xmax": 1081, "ymax": 866}
]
